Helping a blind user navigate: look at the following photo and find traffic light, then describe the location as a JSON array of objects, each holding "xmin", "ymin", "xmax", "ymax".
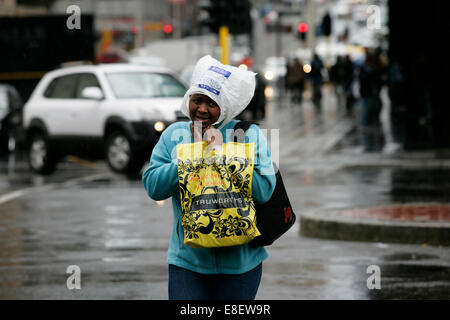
[
  {"xmin": 228, "ymin": 0, "xmax": 252, "ymax": 35},
  {"xmin": 297, "ymin": 22, "xmax": 308, "ymax": 40},
  {"xmin": 163, "ymin": 24, "xmax": 173, "ymax": 34},
  {"xmin": 321, "ymin": 12, "xmax": 332, "ymax": 36},
  {"xmin": 162, "ymin": 23, "xmax": 173, "ymax": 38},
  {"xmin": 199, "ymin": 0, "xmax": 228, "ymax": 34},
  {"xmin": 199, "ymin": 0, "xmax": 252, "ymax": 35}
]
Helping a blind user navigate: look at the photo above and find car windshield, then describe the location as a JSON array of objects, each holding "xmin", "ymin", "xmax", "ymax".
[{"xmin": 106, "ymin": 72, "xmax": 186, "ymax": 99}]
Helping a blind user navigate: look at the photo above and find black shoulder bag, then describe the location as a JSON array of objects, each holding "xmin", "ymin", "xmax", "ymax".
[{"xmin": 233, "ymin": 120, "xmax": 296, "ymax": 247}]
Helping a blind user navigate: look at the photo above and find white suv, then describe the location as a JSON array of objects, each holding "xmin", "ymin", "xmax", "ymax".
[{"xmin": 23, "ymin": 63, "xmax": 187, "ymax": 174}]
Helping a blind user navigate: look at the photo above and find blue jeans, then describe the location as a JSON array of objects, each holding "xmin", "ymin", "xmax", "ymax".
[{"xmin": 168, "ymin": 263, "xmax": 262, "ymax": 300}]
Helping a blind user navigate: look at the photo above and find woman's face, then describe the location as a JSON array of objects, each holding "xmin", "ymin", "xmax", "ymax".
[{"xmin": 189, "ymin": 94, "xmax": 221, "ymax": 129}]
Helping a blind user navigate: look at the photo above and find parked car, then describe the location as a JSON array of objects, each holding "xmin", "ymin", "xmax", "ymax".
[
  {"xmin": 0, "ymin": 84, "xmax": 24, "ymax": 155},
  {"xmin": 262, "ymin": 56, "xmax": 287, "ymax": 83},
  {"xmin": 23, "ymin": 63, "xmax": 187, "ymax": 174}
]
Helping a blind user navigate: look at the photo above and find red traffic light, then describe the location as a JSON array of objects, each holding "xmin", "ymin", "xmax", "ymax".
[
  {"xmin": 130, "ymin": 25, "xmax": 139, "ymax": 34},
  {"xmin": 297, "ymin": 22, "xmax": 308, "ymax": 33},
  {"xmin": 163, "ymin": 24, "xmax": 173, "ymax": 34}
]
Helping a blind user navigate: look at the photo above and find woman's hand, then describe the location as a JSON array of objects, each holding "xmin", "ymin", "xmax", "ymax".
[
  {"xmin": 190, "ymin": 121, "xmax": 203, "ymax": 142},
  {"xmin": 190, "ymin": 122, "xmax": 223, "ymax": 150},
  {"xmin": 204, "ymin": 126, "xmax": 223, "ymax": 150}
]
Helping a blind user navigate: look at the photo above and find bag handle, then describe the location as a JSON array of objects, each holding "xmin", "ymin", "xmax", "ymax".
[{"xmin": 233, "ymin": 120, "xmax": 258, "ymax": 143}]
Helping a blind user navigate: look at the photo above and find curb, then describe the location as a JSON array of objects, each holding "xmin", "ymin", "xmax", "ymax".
[{"xmin": 300, "ymin": 205, "xmax": 450, "ymax": 246}]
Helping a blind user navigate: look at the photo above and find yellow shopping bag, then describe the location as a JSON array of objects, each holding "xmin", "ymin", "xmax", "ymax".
[{"xmin": 176, "ymin": 141, "xmax": 260, "ymax": 248}]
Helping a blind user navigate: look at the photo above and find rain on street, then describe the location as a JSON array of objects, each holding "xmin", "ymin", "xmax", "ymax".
[{"xmin": 1, "ymin": 95, "xmax": 449, "ymax": 300}]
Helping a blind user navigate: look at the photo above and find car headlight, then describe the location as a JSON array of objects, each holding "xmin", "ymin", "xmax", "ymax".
[
  {"xmin": 154, "ymin": 121, "xmax": 165, "ymax": 132},
  {"xmin": 264, "ymin": 71, "xmax": 274, "ymax": 81}
]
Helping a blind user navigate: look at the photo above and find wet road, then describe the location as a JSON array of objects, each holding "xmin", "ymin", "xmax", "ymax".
[{"xmin": 1, "ymin": 94, "xmax": 450, "ymax": 300}]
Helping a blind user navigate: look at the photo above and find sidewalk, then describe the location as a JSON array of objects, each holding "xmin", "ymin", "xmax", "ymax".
[
  {"xmin": 286, "ymin": 97, "xmax": 450, "ymax": 247},
  {"xmin": 266, "ymin": 89, "xmax": 450, "ymax": 173}
]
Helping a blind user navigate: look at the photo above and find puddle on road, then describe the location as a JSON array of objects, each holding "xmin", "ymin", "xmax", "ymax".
[
  {"xmin": 382, "ymin": 252, "xmax": 440, "ymax": 262},
  {"xmin": 276, "ymin": 276, "xmax": 328, "ymax": 287},
  {"xmin": 89, "ymin": 177, "xmax": 114, "ymax": 184},
  {"xmin": 106, "ymin": 218, "xmax": 133, "ymax": 226},
  {"xmin": 362, "ymin": 251, "xmax": 450, "ymax": 299},
  {"xmin": 263, "ymin": 260, "xmax": 371, "ymax": 299},
  {"xmin": 368, "ymin": 263, "xmax": 450, "ymax": 299},
  {"xmin": 102, "ymin": 256, "xmax": 132, "ymax": 263},
  {"xmin": 103, "ymin": 205, "xmax": 127, "ymax": 214}
]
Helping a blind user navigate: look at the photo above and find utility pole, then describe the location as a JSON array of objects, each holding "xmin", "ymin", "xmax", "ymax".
[
  {"xmin": 219, "ymin": 26, "xmax": 229, "ymax": 64},
  {"xmin": 134, "ymin": 0, "xmax": 143, "ymax": 48},
  {"xmin": 275, "ymin": 15, "xmax": 282, "ymax": 58},
  {"xmin": 306, "ymin": 0, "xmax": 316, "ymax": 54},
  {"xmin": 174, "ymin": 1, "xmax": 183, "ymax": 38}
]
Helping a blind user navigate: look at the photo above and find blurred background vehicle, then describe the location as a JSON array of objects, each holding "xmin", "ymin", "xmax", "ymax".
[
  {"xmin": 96, "ymin": 47, "xmax": 128, "ymax": 64},
  {"xmin": 126, "ymin": 50, "xmax": 167, "ymax": 68},
  {"xmin": 23, "ymin": 63, "xmax": 186, "ymax": 175},
  {"xmin": 0, "ymin": 84, "xmax": 24, "ymax": 156},
  {"xmin": 259, "ymin": 56, "xmax": 287, "ymax": 103},
  {"xmin": 262, "ymin": 56, "xmax": 287, "ymax": 83},
  {"xmin": 178, "ymin": 64, "xmax": 195, "ymax": 87},
  {"xmin": 0, "ymin": 14, "xmax": 95, "ymax": 102}
]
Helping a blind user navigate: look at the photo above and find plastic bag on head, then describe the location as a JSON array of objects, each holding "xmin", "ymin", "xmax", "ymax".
[{"xmin": 181, "ymin": 55, "xmax": 256, "ymax": 129}]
